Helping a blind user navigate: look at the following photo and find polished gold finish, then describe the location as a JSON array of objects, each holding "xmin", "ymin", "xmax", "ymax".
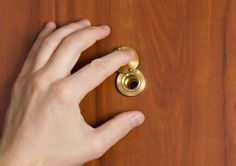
[
  {"xmin": 116, "ymin": 46, "xmax": 139, "ymax": 73},
  {"xmin": 117, "ymin": 69, "xmax": 146, "ymax": 96},
  {"xmin": 116, "ymin": 46, "xmax": 146, "ymax": 97}
]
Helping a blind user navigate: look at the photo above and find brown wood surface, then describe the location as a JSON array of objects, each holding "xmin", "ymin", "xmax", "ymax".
[{"xmin": 1, "ymin": 0, "xmax": 236, "ymax": 165}]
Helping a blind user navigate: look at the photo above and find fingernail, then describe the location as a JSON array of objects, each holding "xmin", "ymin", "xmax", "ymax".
[
  {"xmin": 45, "ymin": 21, "xmax": 56, "ymax": 28},
  {"xmin": 79, "ymin": 19, "xmax": 91, "ymax": 26},
  {"xmin": 130, "ymin": 113, "xmax": 145, "ymax": 127},
  {"xmin": 126, "ymin": 50, "xmax": 135, "ymax": 58},
  {"xmin": 100, "ymin": 25, "xmax": 110, "ymax": 32}
]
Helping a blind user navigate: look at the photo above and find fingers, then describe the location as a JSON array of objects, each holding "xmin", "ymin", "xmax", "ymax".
[
  {"xmin": 19, "ymin": 21, "xmax": 56, "ymax": 76},
  {"xmin": 33, "ymin": 19, "xmax": 91, "ymax": 72},
  {"xmin": 31, "ymin": 22, "xmax": 57, "ymax": 56},
  {"xmin": 63, "ymin": 50, "xmax": 135, "ymax": 102},
  {"xmin": 44, "ymin": 25, "xmax": 110, "ymax": 78},
  {"xmin": 88, "ymin": 111, "xmax": 145, "ymax": 159}
]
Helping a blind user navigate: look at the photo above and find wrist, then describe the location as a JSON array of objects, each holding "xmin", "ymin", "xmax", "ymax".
[{"xmin": 0, "ymin": 149, "xmax": 43, "ymax": 166}]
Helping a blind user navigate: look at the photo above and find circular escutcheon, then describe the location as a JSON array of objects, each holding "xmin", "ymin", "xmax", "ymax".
[{"xmin": 116, "ymin": 69, "xmax": 146, "ymax": 97}]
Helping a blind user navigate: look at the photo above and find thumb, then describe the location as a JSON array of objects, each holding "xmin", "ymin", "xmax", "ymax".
[{"xmin": 91, "ymin": 111, "xmax": 145, "ymax": 157}]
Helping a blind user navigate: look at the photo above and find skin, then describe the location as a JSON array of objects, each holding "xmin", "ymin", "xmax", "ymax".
[{"xmin": 0, "ymin": 19, "xmax": 145, "ymax": 166}]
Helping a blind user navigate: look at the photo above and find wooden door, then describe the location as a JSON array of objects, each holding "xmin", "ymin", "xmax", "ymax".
[{"xmin": 1, "ymin": 0, "xmax": 236, "ymax": 165}]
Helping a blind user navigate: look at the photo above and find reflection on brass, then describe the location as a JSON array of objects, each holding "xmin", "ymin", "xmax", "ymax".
[{"xmin": 116, "ymin": 46, "xmax": 146, "ymax": 97}]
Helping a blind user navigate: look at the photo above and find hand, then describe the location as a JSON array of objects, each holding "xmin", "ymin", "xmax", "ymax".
[{"xmin": 0, "ymin": 19, "xmax": 145, "ymax": 166}]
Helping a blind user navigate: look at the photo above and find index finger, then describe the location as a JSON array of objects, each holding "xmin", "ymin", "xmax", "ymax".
[{"xmin": 63, "ymin": 50, "xmax": 135, "ymax": 102}]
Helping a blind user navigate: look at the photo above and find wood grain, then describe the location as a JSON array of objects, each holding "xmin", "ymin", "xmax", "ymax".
[
  {"xmin": 0, "ymin": 0, "xmax": 55, "ymax": 131},
  {"xmin": 1, "ymin": 0, "xmax": 236, "ymax": 165}
]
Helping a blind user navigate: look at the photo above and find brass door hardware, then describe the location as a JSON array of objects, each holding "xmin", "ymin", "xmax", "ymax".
[{"xmin": 116, "ymin": 46, "xmax": 146, "ymax": 97}]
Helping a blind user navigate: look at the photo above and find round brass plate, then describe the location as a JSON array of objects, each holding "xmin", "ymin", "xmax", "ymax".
[
  {"xmin": 116, "ymin": 46, "xmax": 139, "ymax": 73},
  {"xmin": 116, "ymin": 69, "xmax": 146, "ymax": 97}
]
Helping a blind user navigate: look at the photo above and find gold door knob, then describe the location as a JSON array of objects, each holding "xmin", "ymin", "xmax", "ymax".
[{"xmin": 116, "ymin": 46, "xmax": 146, "ymax": 97}]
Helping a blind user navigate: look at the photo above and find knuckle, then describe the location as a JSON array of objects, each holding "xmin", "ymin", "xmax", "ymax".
[
  {"xmin": 90, "ymin": 58, "xmax": 105, "ymax": 69},
  {"xmin": 61, "ymin": 36, "xmax": 76, "ymax": 49},
  {"xmin": 50, "ymin": 83, "xmax": 73, "ymax": 102},
  {"xmin": 61, "ymin": 28, "xmax": 97, "ymax": 50},
  {"xmin": 42, "ymin": 35, "xmax": 57, "ymax": 47}
]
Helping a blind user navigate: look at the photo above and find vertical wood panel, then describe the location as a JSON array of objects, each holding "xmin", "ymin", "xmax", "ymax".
[
  {"xmin": 0, "ymin": 0, "xmax": 236, "ymax": 166},
  {"xmin": 225, "ymin": 0, "xmax": 236, "ymax": 165}
]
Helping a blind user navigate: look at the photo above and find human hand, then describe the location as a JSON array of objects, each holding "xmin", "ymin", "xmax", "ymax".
[{"xmin": 0, "ymin": 19, "xmax": 145, "ymax": 166}]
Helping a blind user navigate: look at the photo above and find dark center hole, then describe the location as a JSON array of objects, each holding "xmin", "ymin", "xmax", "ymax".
[{"xmin": 128, "ymin": 79, "xmax": 139, "ymax": 90}]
